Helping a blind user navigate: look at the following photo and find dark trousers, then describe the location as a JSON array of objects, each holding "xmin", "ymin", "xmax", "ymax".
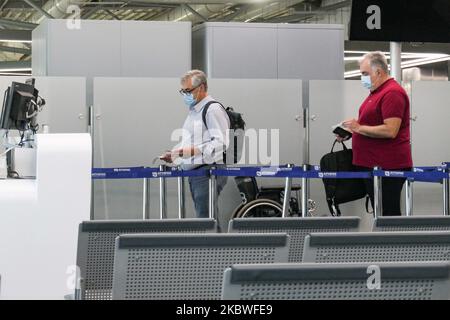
[
  {"xmin": 187, "ymin": 165, "xmax": 228, "ymax": 233},
  {"xmin": 354, "ymin": 166, "xmax": 410, "ymax": 216}
]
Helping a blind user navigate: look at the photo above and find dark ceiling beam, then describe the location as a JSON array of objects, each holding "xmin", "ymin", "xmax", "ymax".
[
  {"xmin": 182, "ymin": 4, "xmax": 207, "ymax": 22},
  {"xmin": 221, "ymin": 4, "xmax": 251, "ymax": 22},
  {"xmin": 0, "ymin": 18, "xmax": 38, "ymax": 29},
  {"xmin": 269, "ymin": 0, "xmax": 351, "ymax": 23},
  {"xmin": 0, "ymin": 29, "xmax": 32, "ymax": 42},
  {"xmin": 0, "ymin": 0, "xmax": 10, "ymax": 11},
  {"xmin": 0, "ymin": 60, "xmax": 31, "ymax": 71},
  {"xmin": 2, "ymin": 1, "xmax": 177, "ymax": 10},
  {"xmin": 2, "ymin": 0, "xmax": 52, "ymax": 11},
  {"xmin": 23, "ymin": 0, "xmax": 54, "ymax": 18},
  {"xmin": 104, "ymin": 9, "xmax": 122, "ymax": 20}
]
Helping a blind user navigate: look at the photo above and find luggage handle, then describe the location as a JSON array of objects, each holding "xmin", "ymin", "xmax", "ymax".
[{"xmin": 331, "ymin": 139, "xmax": 348, "ymax": 153}]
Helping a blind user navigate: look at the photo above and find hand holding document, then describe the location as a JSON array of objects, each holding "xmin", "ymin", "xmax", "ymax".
[{"xmin": 332, "ymin": 122, "xmax": 352, "ymax": 141}]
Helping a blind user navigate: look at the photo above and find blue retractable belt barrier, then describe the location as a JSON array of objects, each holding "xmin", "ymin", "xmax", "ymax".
[
  {"xmin": 92, "ymin": 164, "xmax": 450, "ymax": 182},
  {"xmin": 92, "ymin": 166, "xmax": 211, "ymax": 179},
  {"xmin": 148, "ymin": 168, "xmax": 209, "ymax": 178},
  {"xmin": 91, "ymin": 166, "xmax": 151, "ymax": 179},
  {"xmin": 302, "ymin": 171, "xmax": 373, "ymax": 179},
  {"xmin": 373, "ymin": 169, "xmax": 447, "ymax": 183},
  {"xmin": 413, "ymin": 166, "xmax": 442, "ymax": 171},
  {"xmin": 211, "ymin": 166, "xmax": 302, "ymax": 178}
]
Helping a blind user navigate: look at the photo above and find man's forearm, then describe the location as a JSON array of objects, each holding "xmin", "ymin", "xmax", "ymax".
[
  {"xmin": 179, "ymin": 146, "xmax": 201, "ymax": 158},
  {"xmin": 358, "ymin": 125, "xmax": 395, "ymax": 139}
]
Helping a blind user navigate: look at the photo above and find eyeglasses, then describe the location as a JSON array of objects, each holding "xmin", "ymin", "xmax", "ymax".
[{"xmin": 179, "ymin": 83, "xmax": 202, "ymax": 95}]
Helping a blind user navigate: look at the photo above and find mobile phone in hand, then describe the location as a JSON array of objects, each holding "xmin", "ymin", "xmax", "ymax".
[{"xmin": 332, "ymin": 123, "xmax": 352, "ymax": 140}]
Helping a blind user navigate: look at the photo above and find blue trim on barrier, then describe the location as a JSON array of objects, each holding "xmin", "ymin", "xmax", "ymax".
[
  {"xmin": 91, "ymin": 165, "xmax": 450, "ymax": 182},
  {"xmin": 303, "ymin": 171, "xmax": 373, "ymax": 179},
  {"xmin": 91, "ymin": 167, "xmax": 152, "ymax": 180},
  {"xmin": 211, "ymin": 166, "xmax": 303, "ymax": 178},
  {"xmin": 92, "ymin": 167, "xmax": 212, "ymax": 179},
  {"xmin": 373, "ymin": 169, "xmax": 447, "ymax": 183},
  {"xmin": 212, "ymin": 168, "xmax": 371, "ymax": 179},
  {"xmin": 148, "ymin": 168, "xmax": 209, "ymax": 178},
  {"xmin": 413, "ymin": 166, "xmax": 441, "ymax": 171}
]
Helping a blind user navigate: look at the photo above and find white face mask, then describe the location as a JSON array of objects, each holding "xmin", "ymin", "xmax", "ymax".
[{"xmin": 361, "ymin": 75, "xmax": 372, "ymax": 90}]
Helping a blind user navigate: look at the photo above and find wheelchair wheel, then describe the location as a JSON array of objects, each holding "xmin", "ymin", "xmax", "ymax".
[{"xmin": 232, "ymin": 199, "xmax": 283, "ymax": 218}]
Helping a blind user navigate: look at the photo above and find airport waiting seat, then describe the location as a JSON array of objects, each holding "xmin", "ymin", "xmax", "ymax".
[
  {"xmin": 373, "ymin": 216, "xmax": 450, "ymax": 232},
  {"xmin": 76, "ymin": 218, "xmax": 217, "ymax": 300},
  {"xmin": 228, "ymin": 217, "xmax": 360, "ymax": 262},
  {"xmin": 221, "ymin": 262, "xmax": 450, "ymax": 300},
  {"xmin": 111, "ymin": 233, "xmax": 289, "ymax": 300},
  {"xmin": 303, "ymin": 231, "xmax": 450, "ymax": 263}
]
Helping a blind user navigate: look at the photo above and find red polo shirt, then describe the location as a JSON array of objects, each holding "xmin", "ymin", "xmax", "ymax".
[{"xmin": 352, "ymin": 78, "xmax": 413, "ymax": 170}]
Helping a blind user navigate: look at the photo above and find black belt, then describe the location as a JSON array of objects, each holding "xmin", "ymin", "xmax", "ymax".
[{"xmin": 194, "ymin": 163, "xmax": 217, "ymax": 170}]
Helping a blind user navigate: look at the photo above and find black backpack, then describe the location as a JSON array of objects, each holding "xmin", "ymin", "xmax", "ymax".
[
  {"xmin": 319, "ymin": 140, "xmax": 369, "ymax": 216},
  {"xmin": 202, "ymin": 101, "xmax": 246, "ymax": 164}
]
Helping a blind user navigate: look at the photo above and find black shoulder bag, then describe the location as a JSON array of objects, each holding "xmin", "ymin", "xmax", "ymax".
[{"xmin": 319, "ymin": 140, "xmax": 370, "ymax": 216}]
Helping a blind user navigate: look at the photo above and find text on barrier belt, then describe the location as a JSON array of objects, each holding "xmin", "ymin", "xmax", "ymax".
[{"xmin": 91, "ymin": 165, "xmax": 450, "ymax": 183}]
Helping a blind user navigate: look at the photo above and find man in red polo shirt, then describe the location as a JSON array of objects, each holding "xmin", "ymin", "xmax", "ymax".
[{"xmin": 342, "ymin": 51, "xmax": 412, "ymax": 216}]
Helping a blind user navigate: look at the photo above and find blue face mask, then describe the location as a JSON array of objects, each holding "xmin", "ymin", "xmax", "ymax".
[
  {"xmin": 183, "ymin": 93, "xmax": 197, "ymax": 108},
  {"xmin": 361, "ymin": 75, "xmax": 372, "ymax": 90}
]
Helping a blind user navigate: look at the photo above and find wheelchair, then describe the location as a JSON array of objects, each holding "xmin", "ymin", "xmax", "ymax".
[{"xmin": 231, "ymin": 176, "xmax": 316, "ymax": 218}]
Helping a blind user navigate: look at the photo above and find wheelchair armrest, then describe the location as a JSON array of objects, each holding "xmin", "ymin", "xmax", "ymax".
[{"xmin": 259, "ymin": 184, "xmax": 302, "ymax": 193}]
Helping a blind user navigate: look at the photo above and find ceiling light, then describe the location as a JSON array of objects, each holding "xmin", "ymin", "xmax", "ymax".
[
  {"xmin": 0, "ymin": 68, "xmax": 32, "ymax": 72},
  {"xmin": 0, "ymin": 72, "xmax": 32, "ymax": 76},
  {"xmin": 344, "ymin": 54, "xmax": 450, "ymax": 78},
  {"xmin": 0, "ymin": 40, "xmax": 32, "ymax": 44}
]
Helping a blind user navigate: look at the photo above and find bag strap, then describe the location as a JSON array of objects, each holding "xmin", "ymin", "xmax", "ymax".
[
  {"xmin": 327, "ymin": 198, "xmax": 341, "ymax": 217},
  {"xmin": 365, "ymin": 195, "xmax": 374, "ymax": 214},
  {"xmin": 331, "ymin": 140, "xmax": 348, "ymax": 153},
  {"xmin": 202, "ymin": 101, "xmax": 226, "ymax": 129},
  {"xmin": 201, "ymin": 100, "xmax": 230, "ymax": 164}
]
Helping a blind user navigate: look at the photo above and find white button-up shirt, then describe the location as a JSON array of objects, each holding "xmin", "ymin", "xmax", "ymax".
[{"xmin": 177, "ymin": 95, "xmax": 230, "ymax": 170}]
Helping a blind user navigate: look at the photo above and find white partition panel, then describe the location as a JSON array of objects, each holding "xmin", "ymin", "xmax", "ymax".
[
  {"xmin": 309, "ymin": 80, "xmax": 372, "ymax": 230},
  {"xmin": 32, "ymin": 20, "xmax": 191, "ymax": 106},
  {"xmin": 34, "ymin": 77, "xmax": 87, "ymax": 133},
  {"xmin": 93, "ymin": 78, "xmax": 303, "ymax": 230},
  {"xmin": 93, "ymin": 78, "xmax": 192, "ymax": 220},
  {"xmin": 210, "ymin": 79, "xmax": 303, "ymax": 227},
  {"xmin": 120, "ymin": 21, "xmax": 191, "ymax": 77},
  {"xmin": 192, "ymin": 22, "xmax": 344, "ymax": 80},
  {"xmin": 192, "ymin": 23, "xmax": 278, "ymax": 79},
  {"xmin": 277, "ymin": 24, "xmax": 344, "ymax": 80},
  {"xmin": 410, "ymin": 81, "xmax": 450, "ymax": 215}
]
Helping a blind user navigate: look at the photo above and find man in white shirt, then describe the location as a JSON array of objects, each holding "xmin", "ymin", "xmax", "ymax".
[{"xmin": 160, "ymin": 70, "xmax": 229, "ymax": 220}]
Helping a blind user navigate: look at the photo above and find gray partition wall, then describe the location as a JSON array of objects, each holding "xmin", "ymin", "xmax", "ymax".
[
  {"xmin": 309, "ymin": 80, "xmax": 371, "ymax": 227},
  {"xmin": 410, "ymin": 81, "xmax": 450, "ymax": 215},
  {"xmin": 210, "ymin": 79, "xmax": 303, "ymax": 227},
  {"xmin": 93, "ymin": 78, "xmax": 190, "ymax": 221},
  {"xmin": 32, "ymin": 19, "xmax": 191, "ymax": 105},
  {"xmin": 193, "ymin": 22, "xmax": 344, "ymax": 80},
  {"xmin": 309, "ymin": 80, "xmax": 450, "ymax": 223},
  {"xmin": 92, "ymin": 77, "xmax": 449, "ymax": 223}
]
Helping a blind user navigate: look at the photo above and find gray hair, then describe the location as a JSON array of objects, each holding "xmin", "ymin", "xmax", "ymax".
[
  {"xmin": 181, "ymin": 69, "xmax": 208, "ymax": 90},
  {"xmin": 360, "ymin": 51, "xmax": 389, "ymax": 74}
]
